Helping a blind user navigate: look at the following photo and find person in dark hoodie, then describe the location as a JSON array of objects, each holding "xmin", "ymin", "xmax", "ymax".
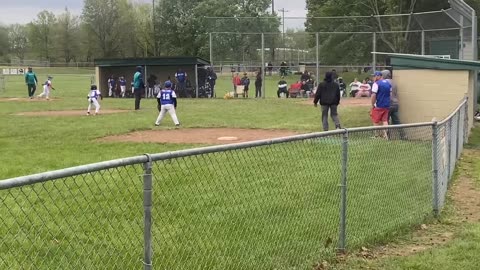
[{"xmin": 313, "ymin": 71, "xmax": 341, "ymax": 131}]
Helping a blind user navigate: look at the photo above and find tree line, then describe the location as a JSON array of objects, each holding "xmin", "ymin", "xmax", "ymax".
[
  {"xmin": 306, "ymin": 0, "xmax": 480, "ymax": 64},
  {"xmin": 0, "ymin": 0, "xmax": 279, "ymax": 64}
]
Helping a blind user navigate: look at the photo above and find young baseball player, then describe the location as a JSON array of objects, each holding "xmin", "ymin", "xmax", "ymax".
[
  {"xmin": 108, "ymin": 75, "xmax": 115, "ymax": 97},
  {"xmin": 37, "ymin": 76, "xmax": 54, "ymax": 100},
  {"xmin": 155, "ymin": 81, "xmax": 180, "ymax": 127},
  {"xmin": 119, "ymin": 76, "xmax": 127, "ymax": 98},
  {"xmin": 87, "ymin": 84, "xmax": 103, "ymax": 115}
]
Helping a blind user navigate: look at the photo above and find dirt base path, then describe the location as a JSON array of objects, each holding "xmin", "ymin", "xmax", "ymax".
[
  {"xmin": 0, "ymin": 97, "xmax": 61, "ymax": 102},
  {"xmin": 98, "ymin": 128, "xmax": 300, "ymax": 145},
  {"xmin": 15, "ymin": 110, "xmax": 130, "ymax": 116}
]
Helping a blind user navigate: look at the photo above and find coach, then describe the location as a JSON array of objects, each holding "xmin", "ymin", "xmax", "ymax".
[
  {"xmin": 133, "ymin": 66, "xmax": 145, "ymax": 110},
  {"xmin": 25, "ymin": 67, "xmax": 38, "ymax": 99}
]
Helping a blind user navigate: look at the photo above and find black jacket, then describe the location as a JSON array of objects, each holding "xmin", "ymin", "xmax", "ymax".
[{"xmin": 313, "ymin": 81, "xmax": 340, "ymax": 106}]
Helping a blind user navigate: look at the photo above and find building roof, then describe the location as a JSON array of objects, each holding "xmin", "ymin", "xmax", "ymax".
[
  {"xmin": 94, "ymin": 57, "xmax": 210, "ymax": 67},
  {"xmin": 374, "ymin": 52, "xmax": 480, "ymax": 70}
]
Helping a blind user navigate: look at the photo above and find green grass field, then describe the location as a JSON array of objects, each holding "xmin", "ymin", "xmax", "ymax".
[{"xmin": 0, "ymin": 68, "xmax": 436, "ymax": 269}]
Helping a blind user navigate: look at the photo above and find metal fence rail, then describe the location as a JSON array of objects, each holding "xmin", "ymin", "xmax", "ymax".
[{"xmin": 0, "ymin": 99, "xmax": 468, "ymax": 269}]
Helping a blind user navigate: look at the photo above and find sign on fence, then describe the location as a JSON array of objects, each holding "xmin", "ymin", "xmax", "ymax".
[{"xmin": 2, "ymin": 68, "xmax": 25, "ymax": 75}]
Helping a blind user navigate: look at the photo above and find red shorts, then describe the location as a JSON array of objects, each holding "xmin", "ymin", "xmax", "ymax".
[{"xmin": 370, "ymin": 107, "xmax": 389, "ymax": 124}]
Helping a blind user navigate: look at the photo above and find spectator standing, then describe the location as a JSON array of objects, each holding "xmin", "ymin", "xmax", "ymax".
[
  {"xmin": 147, "ymin": 74, "xmax": 157, "ymax": 98},
  {"xmin": 268, "ymin": 62, "xmax": 273, "ymax": 76},
  {"xmin": 381, "ymin": 70, "xmax": 400, "ymax": 125},
  {"xmin": 233, "ymin": 72, "xmax": 241, "ymax": 92},
  {"xmin": 277, "ymin": 76, "xmax": 289, "ymax": 98},
  {"xmin": 313, "ymin": 72, "xmax": 341, "ymax": 131},
  {"xmin": 133, "ymin": 66, "xmax": 145, "ymax": 110},
  {"xmin": 370, "ymin": 71, "xmax": 392, "ymax": 138},
  {"xmin": 25, "ymin": 67, "xmax": 38, "ymax": 99},
  {"xmin": 241, "ymin": 73, "xmax": 250, "ymax": 98},
  {"xmin": 255, "ymin": 70, "xmax": 262, "ymax": 98},
  {"xmin": 175, "ymin": 68, "xmax": 187, "ymax": 96},
  {"xmin": 280, "ymin": 61, "xmax": 288, "ymax": 77},
  {"xmin": 207, "ymin": 67, "xmax": 217, "ymax": 97}
]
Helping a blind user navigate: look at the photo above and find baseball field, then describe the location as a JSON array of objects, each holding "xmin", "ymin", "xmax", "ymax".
[{"xmin": 0, "ymin": 68, "xmax": 434, "ymax": 269}]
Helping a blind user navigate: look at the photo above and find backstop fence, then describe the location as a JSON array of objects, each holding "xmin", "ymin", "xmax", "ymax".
[{"xmin": 0, "ymin": 98, "xmax": 469, "ymax": 269}]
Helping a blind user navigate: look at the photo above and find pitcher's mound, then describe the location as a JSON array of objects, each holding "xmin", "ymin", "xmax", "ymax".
[
  {"xmin": 99, "ymin": 128, "xmax": 300, "ymax": 145},
  {"xmin": 15, "ymin": 109, "xmax": 130, "ymax": 116}
]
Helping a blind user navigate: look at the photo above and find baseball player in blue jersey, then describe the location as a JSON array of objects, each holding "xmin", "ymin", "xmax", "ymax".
[
  {"xmin": 87, "ymin": 85, "xmax": 102, "ymax": 115},
  {"xmin": 155, "ymin": 81, "xmax": 180, "ymax": 126}
]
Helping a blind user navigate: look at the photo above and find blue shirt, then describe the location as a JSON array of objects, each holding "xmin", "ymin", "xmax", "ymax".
[
  {"xmin": 175, "ymin": 72, "xmax": 187, "ymax": 83},
  {"xmin": 119, "ymin": 79, "xmax": 126, "ymax": 86},
  {"xmin": 108, "ymin": 78, "xmax": 115, "ymax": 87},
  {"xmin": 372, "ymin": 79, "xmax": 392, "ymax": 109},
  {"xmin": 157, "ymin": 89, "xmax": 177, "ymax": 105}
]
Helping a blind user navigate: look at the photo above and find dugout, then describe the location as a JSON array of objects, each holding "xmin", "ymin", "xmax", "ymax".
[
  {"xmin": 94, "ymin": 57, "xmax": 210, "ymax": 98},
  {"xmin": 380, "ymin": 53, "xmax": 480, "ymax": 134}
]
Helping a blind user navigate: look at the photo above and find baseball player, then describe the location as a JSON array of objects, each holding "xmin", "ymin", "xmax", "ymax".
[
  {"xmin": 119, "ymin": 76, "xmax": 127, "ymax": 98},
  {"xmin": 155, "ymin": 81, "xmax": 180, "ymax": 127},
  {"xmin": 107, "ymin": 75, "xmax": 115, "ymax": 97},
  {"xmin": 87, "ymin": 85, "xmax": 103, "ymax": 115},
  {"xmin": 37, "ymin": 76, "xmax": 55, "ymax": 100}
]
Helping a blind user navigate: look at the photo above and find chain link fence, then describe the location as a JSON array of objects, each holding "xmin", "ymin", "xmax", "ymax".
[{"xmin": 0, "ymin": 99, "xmax": 469, "ymax": 269}]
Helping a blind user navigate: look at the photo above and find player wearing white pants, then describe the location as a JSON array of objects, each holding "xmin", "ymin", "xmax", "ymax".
[
  {"xmin": 87, "ymin": 85, "xmax": 102, "ymax": 115},
  {"xmin": 155, "ymin": 82, "xmax": 180, "ymax": 126},
  {"xmin": 38, "ymin": 76, "xmax": 54, "ymax": 100},
  {"xmin": 119, "ymin": 76, "xmax": 127, "ymax": 98}
]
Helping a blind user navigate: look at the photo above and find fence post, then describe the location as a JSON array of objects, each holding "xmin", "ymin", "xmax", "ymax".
[
  {"xmin": 315, "ymin": 33, "xmax": 319, "ymax": 88},
  {"xmin": 261, "ymin": 33, "xmax": 265, "ymax": 99},
  {"xmin": 338, "ymin": 129, "xmax": 348, "ymax": 253},
  {"xmin": 456, "ymin": 111, "xmax": 461, "ymax": 160},
  {"xmin": 432, "ymin": 122, "xmax": 440, "ymax": 218},
  {"xmin": 209, "ymin": 32, "xmax": 213, "ymax": 67},
  {"xmin": 372, "ymin": 32, "xmax": 377, "ymax": 71},
  {"xmin": 447, "ymin": 119, "xmax": 452, "ymax": 179},
  {"xmin": 143, "ymin": 154, "xmax": 153, "ymax": 270},
  {"xmin": 421, "ymin": 30, "xmax": 425, "ymax": 55}
]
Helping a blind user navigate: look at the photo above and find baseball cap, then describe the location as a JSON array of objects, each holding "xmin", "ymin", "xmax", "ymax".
[
  {"xmin": 372, "ymin": 71, "xmax": 382, "ymax": 77},
  {"xmin": 381, "ymin": 69, "xmax": 391, "ymax": 79},
  {"xmin": 164, "ymin": 81, "xmax": 172, "ymax": 88}
]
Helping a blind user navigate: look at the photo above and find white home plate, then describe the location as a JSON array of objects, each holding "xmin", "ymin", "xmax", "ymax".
[{"xmin": 217, "ymin": 136, "xmax": 239, "ymax": 141}]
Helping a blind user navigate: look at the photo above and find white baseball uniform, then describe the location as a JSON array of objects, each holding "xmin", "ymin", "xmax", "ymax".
[{"xmin": 87, "ymin": 89, "xmax": 101, "ymax": 114}]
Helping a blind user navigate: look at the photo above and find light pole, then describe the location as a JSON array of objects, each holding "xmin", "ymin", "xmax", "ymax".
[
  {"xmin": 278, "ymin": 8, "xmax": 289, "ymax": 61},
  {"xmin": 152, "ymin": 0, "xmax": 156, "ymax": 56}
]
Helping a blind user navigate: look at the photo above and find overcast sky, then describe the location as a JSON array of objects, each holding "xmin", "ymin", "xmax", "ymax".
[{"xmin": 0, "ymin": 0, "xmax": 307, "ymax": 29}]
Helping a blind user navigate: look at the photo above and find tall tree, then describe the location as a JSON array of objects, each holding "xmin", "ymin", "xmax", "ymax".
[
  {"xmin": 28, "ymin": 11, "xmax": 57, "ymax": 61},
  {"xmin": 55, "ymin": 8, "xmax": 80, "ymax": 63},
  {"xmin": 0, "ymin": 25, "xmax": 9, "ymax": 61},
  {"xmin": 8, "ymin": 24, "xmax": 28, "ymax": 61},
  {"xmin": 82, "ymin": 0, "xmax": 123, "ymax": 57},
  {"xmin": 305, "ymin": 0, "xmax": 453, "ymax": 64}
]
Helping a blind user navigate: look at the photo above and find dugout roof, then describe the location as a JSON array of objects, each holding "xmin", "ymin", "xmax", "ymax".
[
  {"xmin": 94, "ymin": 57, "xmax": 210, "ymax": 67},
  {"xmin": 375, "ymin": 52, "xmax": 480, "ymax": 70}
]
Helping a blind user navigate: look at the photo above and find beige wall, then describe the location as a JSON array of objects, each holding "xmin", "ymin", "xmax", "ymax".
[{"xmin": 395, "ymin": 69, "xmax": 472, "ymax": 125}]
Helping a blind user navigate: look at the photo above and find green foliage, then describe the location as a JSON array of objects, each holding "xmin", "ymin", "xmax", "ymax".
[
  {"xmin": 28, "ymin": 10, "xmax": 57, "ymax": 61},
  {"xmin": 55, "ymin": 8, "xmax": 81, "ymax": 63},
  {"xmin": 305, "ymin": 0, "xmax": 457, "ymax": 64},
  {"xmin": 8, "ymin": 24, "xmax": 28, "ymax": 60}
]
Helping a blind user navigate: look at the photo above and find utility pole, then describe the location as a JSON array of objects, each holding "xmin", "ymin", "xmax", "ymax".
[
  {"xmin": 152, "ymin": 0, "xmax": 156, "ymax": 56},
  {"xmin": 270, "ymin": 0, "xmax": 276, "ymax": 66},
  {"xmin": 278, "ymin": 8, "xmax": 289, "ymax": 61}
]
